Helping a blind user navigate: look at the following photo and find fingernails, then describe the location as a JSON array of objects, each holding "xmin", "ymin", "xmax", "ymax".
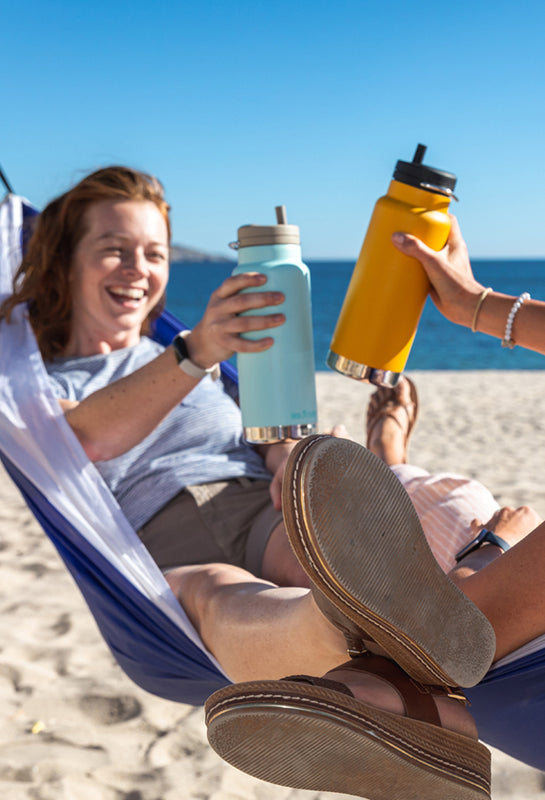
[{"xmin": 392, "ymin": 232, "xmax": 407, "ymax": 245}]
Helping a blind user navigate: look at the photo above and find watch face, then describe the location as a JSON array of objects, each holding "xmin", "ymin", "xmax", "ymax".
[{"xmin": 173, "ymin": 332, "xmax": 190, "ymax": 363}]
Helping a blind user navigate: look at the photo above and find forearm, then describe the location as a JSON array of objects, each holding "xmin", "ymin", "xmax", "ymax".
[
  {"xmin": 64, "ymin": 346, "xmax": 200, "ymax": 461},
  {"xmin": 449, "ymin": 544, "xmax": 504, "ymax": 585},
  {"xmin": 450, "ymin": 520, "xmax": 545, "ymax": 661},
  {"xmin": 475, "ymin": 292, "xmax": 545, "ymax": 355}
]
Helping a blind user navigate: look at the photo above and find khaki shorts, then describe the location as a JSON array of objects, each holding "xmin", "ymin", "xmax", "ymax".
[{"xmin": 137, "ymin": 477, "xmax": 283, "ymax": 577}]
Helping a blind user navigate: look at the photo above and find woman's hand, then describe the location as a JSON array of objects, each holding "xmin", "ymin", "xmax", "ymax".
[
  {"xmin": 392, "ymin": 215, "xmax": 485, "ymax": 329},
  {"xmin": 256, "ymin": 440, "xmax": 298, "ymax": 511},
  {"xmin": 469, "ymin": 505, "xmax": 543, "ymax": 549},
  {"xmin": 183, "ymin": 272, "xmax": 285, "ymax": 369}
]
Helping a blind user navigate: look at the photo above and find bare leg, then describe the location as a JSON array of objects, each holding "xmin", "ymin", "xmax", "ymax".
[
  {"xmin": 167, "ymin": 563, "xmax": 475, "ymax": 736},
  {"xmin": 366, "ymin": 377, "xmax": 417, "ymax": 465},
  {"xmin": 166, "ymin": 562, "xmax": 344, "ymax": 680}
]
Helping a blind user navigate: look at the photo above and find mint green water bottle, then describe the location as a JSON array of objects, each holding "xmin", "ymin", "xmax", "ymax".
[{"xmin": 231, "ymin": 207, "xmax": 318, "ymax": 443}]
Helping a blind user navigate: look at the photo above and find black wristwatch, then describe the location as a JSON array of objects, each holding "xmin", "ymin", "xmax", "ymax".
[
  {"xmin": 172, "ymin": 330, "xmax": 221, "ymax": 381},
  {"xmin": 455, "ymin": 528, "xmax": 511, "ymax": 563}
]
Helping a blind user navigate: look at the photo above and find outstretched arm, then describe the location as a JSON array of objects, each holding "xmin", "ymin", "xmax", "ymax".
[
  {"xmin": 61, "ymin": 272, "xmax": 285, "ymax": 461},
  {"xmin": 392, "ymin": 216, "xmax": 545, "ymax": 355}
]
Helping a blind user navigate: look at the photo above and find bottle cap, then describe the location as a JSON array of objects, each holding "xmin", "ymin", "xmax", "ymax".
[
  {"xmin": 236, "ymin": 205, "xmax": 300, "ymax": 247},
  {"xmin": 393, "ymin": 144, "xmax": 457, "ymax": 197}
]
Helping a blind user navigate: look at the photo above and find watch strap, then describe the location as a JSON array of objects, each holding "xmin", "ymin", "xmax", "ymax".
[
  {"xmin": 455, "ymin": 528, "xmax": 511, "ymax": 563},
  {"xmin": 172, "ymin": 330, "xmax": 221, "ymax": 381}
]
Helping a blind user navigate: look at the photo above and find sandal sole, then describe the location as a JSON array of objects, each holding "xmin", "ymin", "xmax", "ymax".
[
  {"xmin": 282, "ymin": 435, "xmax": 496, "ymax": 687},
  {"xmin": 206, "ymin": 679, "xmax": 490, "ymax": 799}
]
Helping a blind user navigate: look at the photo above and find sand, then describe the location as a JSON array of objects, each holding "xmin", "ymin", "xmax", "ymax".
[{"xmin": 1, "ymin": 370, "xmax": 544, "ymax": 799}]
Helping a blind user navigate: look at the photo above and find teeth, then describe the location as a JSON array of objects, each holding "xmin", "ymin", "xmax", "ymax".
[{"xmin": 109, "ymin": 286, "xmax": 145, "ymax": 300}]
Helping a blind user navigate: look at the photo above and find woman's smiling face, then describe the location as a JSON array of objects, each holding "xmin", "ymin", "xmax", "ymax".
[{"xmin": 66, "ymin": 199, "xmax": 169, "ymax": 355}]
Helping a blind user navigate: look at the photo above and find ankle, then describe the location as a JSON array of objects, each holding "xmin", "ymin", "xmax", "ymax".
[
  {"xmin": 325, "ymin": 665, "xmax": 478, "ymax": 740},
  {"xmin": 367, "ymin": 420, "xmax": 407, "ymax": 465}
]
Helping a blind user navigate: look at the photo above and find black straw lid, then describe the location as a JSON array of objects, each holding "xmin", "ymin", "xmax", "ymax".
[{"xmin": 393, "ymin": 144, "xmax": 457, "ymax": 197}]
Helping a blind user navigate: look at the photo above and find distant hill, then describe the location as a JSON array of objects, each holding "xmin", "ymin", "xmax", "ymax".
[{"xmin": 170, "ymin": 244, "xmax": 234, "ymax": 263}]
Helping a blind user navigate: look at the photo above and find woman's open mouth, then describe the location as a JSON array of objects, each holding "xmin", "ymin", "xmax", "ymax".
[{"xmin": 108, "ymin": 286, "xmax": 146, "ymax": 307}]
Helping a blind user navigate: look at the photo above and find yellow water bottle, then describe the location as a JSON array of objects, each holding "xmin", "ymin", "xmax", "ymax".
[{"xmin": 327, "ymin": 144, "xmax": 457, "ymax": 386}]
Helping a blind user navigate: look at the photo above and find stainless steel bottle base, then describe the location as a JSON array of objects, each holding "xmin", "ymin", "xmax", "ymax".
[
  {"xmin": 326, "ymin": 350, "xmax": 402, "ymax": 387},
  {"xmin": 243, "ymin": 423, "xmax": 317, "ymax": 444}
]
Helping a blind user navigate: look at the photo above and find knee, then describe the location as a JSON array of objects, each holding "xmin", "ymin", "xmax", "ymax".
[
  {"xmin": 165, "ymin": 562, "xmax": 255, "ymax": 636},
  {"xmin": 166, "ymin": 564, "xmax": 222, "ymax": 634}
]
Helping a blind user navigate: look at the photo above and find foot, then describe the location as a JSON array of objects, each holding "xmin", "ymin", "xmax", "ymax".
[
  {"xmin": 366, "ymin": 377, "xmax": 418, "ymax": 465},
  {"xmin": 326, "ymin": 659, "xmax": 478, "ymax": 740},
  {"xmin": 205, "ymin": 652, "xmax": 491, "ymax": 799}
]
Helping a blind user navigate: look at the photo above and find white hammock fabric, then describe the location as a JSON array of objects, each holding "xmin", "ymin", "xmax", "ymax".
[{"xmin": 0, "ymin": 193, "xmax": 225, "ymax": 678}]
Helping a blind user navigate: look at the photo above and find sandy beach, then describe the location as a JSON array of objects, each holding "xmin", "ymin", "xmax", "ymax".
[{"xmin": 1, "ymin": 370, "xmax": 544, "ymax": 799}]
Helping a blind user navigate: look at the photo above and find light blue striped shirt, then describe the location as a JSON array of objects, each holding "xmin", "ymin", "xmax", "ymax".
[{"xmin": 45, "ymin": 337, "xmax": 271, "ymax": 530}]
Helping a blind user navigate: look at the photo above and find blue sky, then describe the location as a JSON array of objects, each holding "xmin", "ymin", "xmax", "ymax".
[{"xmin": 2, "ymin": 0, "xmax": 545, "ymax": 259}]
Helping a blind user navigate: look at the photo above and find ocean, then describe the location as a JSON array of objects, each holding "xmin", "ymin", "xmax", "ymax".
[{"xmin": 166, "ymin": 259, "xmax": 545, "ymax": 371}]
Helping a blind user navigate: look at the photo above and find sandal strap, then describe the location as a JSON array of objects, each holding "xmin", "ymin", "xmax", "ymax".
[
  {"xmin": 366, "ymin": 379, "xmax": 418, "ymax": 447},
  {"xmin": 281, "ymin": 673, "xmax": 355, "ymax": 698},
  {"xmin": 285, "ymin": 654, "xmax": 465, "ymax": 728},
  {"xmin": 329, "ymin": 654, "xmax": 453, "ymax": 726}
]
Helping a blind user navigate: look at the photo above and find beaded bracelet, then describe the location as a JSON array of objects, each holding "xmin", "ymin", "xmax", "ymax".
[{"xmin": 501, "ymin": 292, "xmax": 531, "ymax": 349}]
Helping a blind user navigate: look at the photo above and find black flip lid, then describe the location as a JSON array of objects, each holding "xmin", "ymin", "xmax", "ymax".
[{"xmin": 393, "ymin": 144, "xmax": 457, "ymax": 196}]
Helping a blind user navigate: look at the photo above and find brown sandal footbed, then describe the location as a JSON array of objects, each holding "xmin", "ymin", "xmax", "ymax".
[{"xmin": 281, "ymin": 435, "xmax": 496, "ymax": 688}]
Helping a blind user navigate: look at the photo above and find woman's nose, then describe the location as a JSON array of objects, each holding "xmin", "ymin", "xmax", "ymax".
[{"xmin": 122, "ymin": 249, "xmax": 149, "ymax": 276}]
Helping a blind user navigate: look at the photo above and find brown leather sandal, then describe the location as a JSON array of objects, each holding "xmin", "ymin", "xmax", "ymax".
[
  {"xmin": 281, "ymin": 434, "xmax": 496, "ymax": 688},
  {"xmin": 205, "ymin": 653, "xmax": 491, "ymax": 800},
  {"xmin": 366, "ymin": 376, "xmax": 419, "ymax": 449}
]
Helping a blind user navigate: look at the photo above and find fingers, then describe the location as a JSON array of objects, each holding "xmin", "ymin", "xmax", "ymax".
[
  {"xmin": 391, "ymin": 230, "xmax": 437, "ymax": 263},
  {"xmin": 469, "ymin": 518, "xmax": 483, "ymax": 534},
  {"xmin": 213, "ymin": 272, "xmax": 281, "ymax": 303},
  {"xmin": 190, "ymin": 273, "xmax": 287, "ymax": 365},
  {"xmin": 480, "ymin": 505, "xmax": 543, "ymax": 547},
  {"xmin": 209, "ymin": 273, "xmax": 284, "ymax": 313},
  {"xmin": 329, "ymin": 424, "xmax": 354, "ymax": 441},
  {"xmin": 391, "ymin": 215, "xmax": 464, "ymax": 260}
]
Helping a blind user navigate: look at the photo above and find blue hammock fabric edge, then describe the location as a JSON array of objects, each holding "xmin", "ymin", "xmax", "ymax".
[{"xmin": 0, "ymin": 452, "xmax": 229, "ymax": 706}]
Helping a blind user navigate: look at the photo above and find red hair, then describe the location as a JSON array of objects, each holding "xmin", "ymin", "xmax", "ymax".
[{"xmin": 0, "ymin": 166, "xmax": 171, "ymax": 359}]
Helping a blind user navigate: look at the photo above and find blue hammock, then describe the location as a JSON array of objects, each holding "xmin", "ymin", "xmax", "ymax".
[{"xmin": 1, "ymin": 193, "xmax": 545, "ymax": 769}]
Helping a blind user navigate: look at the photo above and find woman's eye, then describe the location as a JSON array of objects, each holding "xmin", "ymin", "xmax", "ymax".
[{"xmin": 148, "ymin": 251, "xmax": 167, "ymax": 262}]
